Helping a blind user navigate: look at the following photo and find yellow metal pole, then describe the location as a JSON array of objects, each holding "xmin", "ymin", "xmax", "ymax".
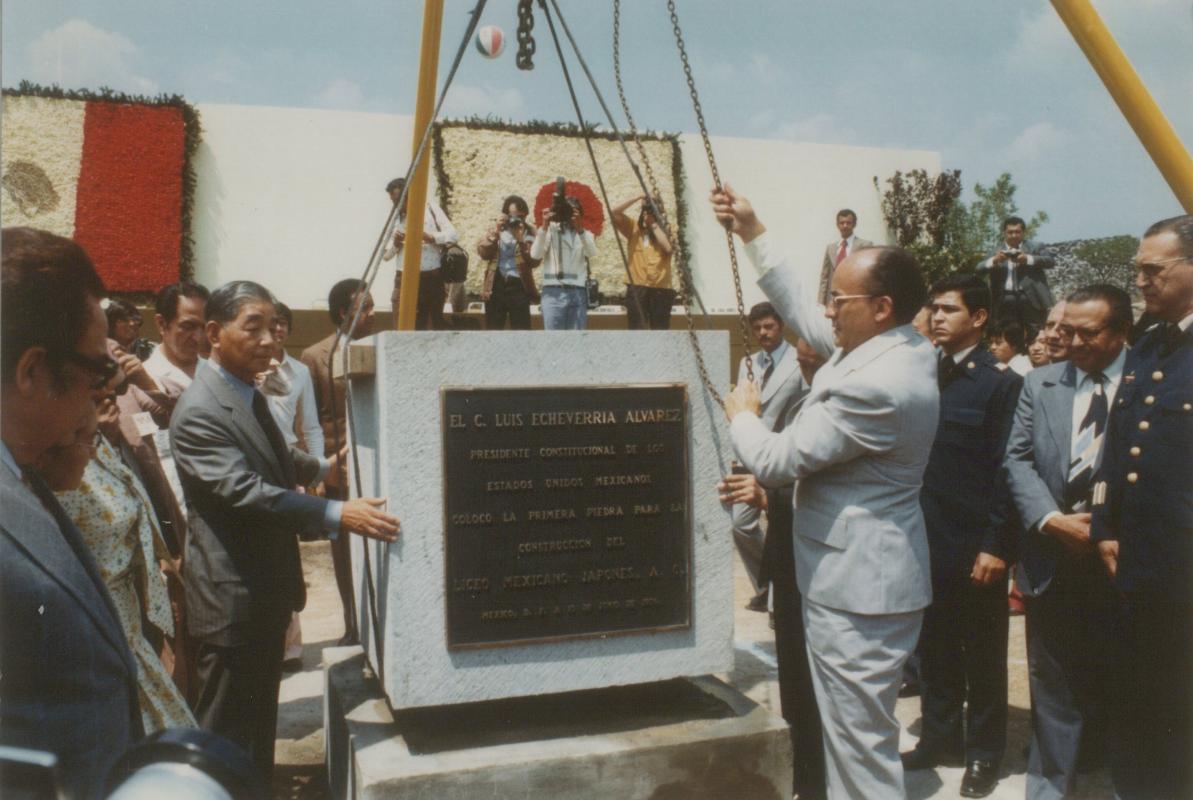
[
  {"xmin": 395, "ymin": 0, "xmax": 446, "ymax": 331},
  {"xmin": 1051, "ymin": 0, "xmax": 1193, "ymax": 214}
]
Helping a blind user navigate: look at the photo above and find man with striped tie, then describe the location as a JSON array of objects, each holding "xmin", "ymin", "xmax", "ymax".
[{"xmin": 1004, "ymin": 283, "xmax": 1132, "ymax": 800}]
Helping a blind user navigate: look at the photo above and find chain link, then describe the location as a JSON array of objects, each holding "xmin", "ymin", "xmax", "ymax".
[
  {"xmin": 664, "ymin": 0, "xmax": 755, "ymax": 386},
  {"xmin": 612, "ymin": 0, "xmax": 727, "ymax": 406},
  {"xmin": 515, "ymin": 0, "xmax": 536, "ymax": 70}
]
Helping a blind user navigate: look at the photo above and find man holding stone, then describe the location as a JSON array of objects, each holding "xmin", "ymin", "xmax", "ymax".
[{"xmin": 712, "ymin": 186, "xmax": 937, "ymax": 799}]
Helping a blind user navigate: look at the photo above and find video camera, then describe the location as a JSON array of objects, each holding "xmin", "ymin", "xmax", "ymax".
[{"xmin": 550, "ymin": 177, "xmax": 574, "ymax": 226}]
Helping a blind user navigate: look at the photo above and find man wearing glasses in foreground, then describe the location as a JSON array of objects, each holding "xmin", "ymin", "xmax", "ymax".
[
  {"xmin": 711, "ymin": 187, "xmax": 938, "ymax": 800},
  {"xmin": 0, "ymin": 227, "xmax": 142, "ymax": 798}
]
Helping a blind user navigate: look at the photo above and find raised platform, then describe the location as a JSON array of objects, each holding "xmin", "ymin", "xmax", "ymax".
[{"xmin": 323, "ymin": 645, "xmax": 792, "ymax": 800}]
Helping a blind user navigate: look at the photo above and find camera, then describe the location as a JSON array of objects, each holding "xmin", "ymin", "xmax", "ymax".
[
  {"xmin": 550, "ymin": 176, "xmax": 574, "ymax": 225},
  {"xmin": 503, "ymin": 215, "xmax": 525, "ymax": 231}
]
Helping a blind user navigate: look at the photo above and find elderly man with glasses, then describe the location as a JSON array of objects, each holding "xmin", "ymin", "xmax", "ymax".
[
  {"xmin": 711, "ymin": 187, "xmax": 938, "ymax": 800},
  {"xmin": 1091, "ymin": 215, "xmax": 1193, "ymax": 800}
]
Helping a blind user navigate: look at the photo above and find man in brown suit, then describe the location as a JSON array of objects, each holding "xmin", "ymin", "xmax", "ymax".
[{"xmin": 300, "ymin": 279, "xmax": 375, "ymax": 645}]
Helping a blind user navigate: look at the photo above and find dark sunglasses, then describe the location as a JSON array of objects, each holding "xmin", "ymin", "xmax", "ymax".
[{"xmin": 64, "ymin": 351, "xmax": 120, "ymax": 390}]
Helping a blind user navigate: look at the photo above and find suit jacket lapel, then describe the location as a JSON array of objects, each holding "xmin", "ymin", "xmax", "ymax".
[
  {"xmin": 0, "ymin": 471, "xmax": 136, "ymax": 676},
  {"xmin": 760, "ymin": 346, "xmax": 798, "ymax": 404},
  {"xmin": 1041, "ymin": 362, "xmax": 1076, "ymax": 464},
  {"xmin": 200, "ymin": 365, "xmax": 289, "ymax": 486}
]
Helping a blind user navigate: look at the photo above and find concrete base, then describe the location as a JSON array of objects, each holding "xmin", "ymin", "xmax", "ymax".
[{"xmin": 324, "ymin": 646, "xmax": 793, "ymax": 800}]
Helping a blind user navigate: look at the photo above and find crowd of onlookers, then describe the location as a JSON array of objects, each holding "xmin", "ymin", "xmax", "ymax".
[
  {"xmin": 712, "ymin": 189, "xmax": 1191, "ymax": 800},
  {"xmin": 1, "ymin": 201, "xmax": 1188, "ymax": 800}
]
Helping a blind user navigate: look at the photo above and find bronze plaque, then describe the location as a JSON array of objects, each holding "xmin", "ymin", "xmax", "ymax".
[{"xmin": 442, "ymin": 384, "xmax": 691, "ymax": 649}]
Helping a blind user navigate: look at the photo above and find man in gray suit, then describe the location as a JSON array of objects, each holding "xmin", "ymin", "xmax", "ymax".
[
  {"xmin": 818, "ymin": 209, "xmax": 874, "ymax": 306},
  {"xmin": 732, "ymin": 301, "xmax": 807, "ymax": 607},
  {"xmin": 0, "ymin": 228, "xmax": 142, "ymax": 798},
  {"xmin": 1005, "ymin": 284, "xmax": 1131, "ymax": 799},
  {"xmin": 713, "ymin": 186, "xmax": 938, "ymax": 799},
  {"xmin": 170, "ymin": 281, "xmax": 399, "ymax": 778},
  {"xmin": 976, "ymin": 216, "xmax": 1056, "ymax": 328}
]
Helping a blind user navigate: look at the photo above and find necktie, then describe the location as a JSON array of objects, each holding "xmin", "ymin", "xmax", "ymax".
[
  {"xmin": 759, "ymin": 353, "xmax": 775, "ymax": 391},
  {"xmin": 1066, "ymin": 372, "xmax": 1107, "ymax": 511},
  {"xmin": 835, "ymin": 239, "xmax": 847, "ymax": 266},
  {"xmin": 937, "ymin": 355, "xmax": 957, "ymax": 389},
  {"xmin": 251, "ymin": 390, "xmax": 294, "ymax": 486}
]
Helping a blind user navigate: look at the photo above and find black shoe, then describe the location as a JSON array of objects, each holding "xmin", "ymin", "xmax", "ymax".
[
  {"xmin": 745, "ymin": 590, "xmax": 769, "ymax": 612},
  {"xmin": 898, "ymin": 680, "xmax": 921, "ymax": 698},
  {"xmin": 900, "ymin": 746, "xmax": 964, "ymax": 771},
  {"xmin": 281, "ymin": 657, "xmax": 303, "ymax": 673},
  {"xmin": 959, "ymin": 760, "xmax": 999, "ymax": 798}
]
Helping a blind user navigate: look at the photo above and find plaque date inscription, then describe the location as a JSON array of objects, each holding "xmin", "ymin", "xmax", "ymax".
[{"xmin": 442, "ymin": 385, "xmax": 691, "ymax": 649}]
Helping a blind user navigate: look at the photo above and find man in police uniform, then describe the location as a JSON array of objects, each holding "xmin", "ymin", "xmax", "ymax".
[
  {"xmin": 901, "ymin": 275, "xmax": 1021, "ymax": 798},
  {"xmin": 1091, "ymin": 214, "xmax": 1193, "ymax": 800}
]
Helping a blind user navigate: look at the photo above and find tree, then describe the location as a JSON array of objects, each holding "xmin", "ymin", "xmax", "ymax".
[
  {"xmin": 874, "ymin": 170, "xmax": 1049, "ymax": 284},
  {"xmin": 1065, "ymin": 235, "xmax": 1139, "ymax": 295}
]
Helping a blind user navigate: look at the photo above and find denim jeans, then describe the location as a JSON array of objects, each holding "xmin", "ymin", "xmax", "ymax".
[{"xmin": 540, "ymin": 285, "xmax": 588, "ymax": 330}]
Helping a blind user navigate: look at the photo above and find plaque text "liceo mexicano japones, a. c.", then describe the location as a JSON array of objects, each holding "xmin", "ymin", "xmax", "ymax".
[{"xmin": 441, "ymin": 384, "xmax": 691, "ymax": 649}]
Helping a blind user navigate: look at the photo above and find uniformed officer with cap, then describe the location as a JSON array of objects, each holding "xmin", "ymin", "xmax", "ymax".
[{"xmin": 1091, "ymin": 214, "xmax": 1193, "ymax": 800}]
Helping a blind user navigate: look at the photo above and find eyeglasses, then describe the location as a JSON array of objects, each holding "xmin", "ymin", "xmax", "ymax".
[
  {"xmin": 827, "ymin": 293, "xmax": 876, "ymax": 310},
  {"xmin": 1058, "ymin": 323, "xmax": 1112, "ymax": 342},
  {"xmin": 64, "ymin": 351, "xmax": 120, "ymax": 390},
  {"xmin": 1133, "ymin": 257, "xmax": 1191, "ymax": 282}
]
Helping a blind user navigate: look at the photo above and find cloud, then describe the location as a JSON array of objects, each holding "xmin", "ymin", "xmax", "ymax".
[
  {"xmin": 771, "ymin": 113, "xmax": 859, "ymax": 145},
  {"xmin": 440, "ymin": 84, "xmax": 526, "ymax": 118},
  {"xmin": 1006, "ymin": 121, "xmax": 1067, "ymax": 163},
  {"xmin": 749, "ymin": 53, "xmax": 779, "ymax": 84},
  {"xmin": 312, "ymin": 78, "xmax": 364, "ymax": 110},
  {"xmin": 26, "ymin": 19, "xmax": 157, "ymax": 94}
]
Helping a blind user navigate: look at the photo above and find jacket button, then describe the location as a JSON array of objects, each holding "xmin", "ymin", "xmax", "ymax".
[
  {"xmin": 1152, "ymin": 370, "xmax": 1164, "ymax": 381},
  {"xmin": 1127, "ymin": 472, "xmax": 1139, "ymax": 483},
  {"xmin": 1145, "ymin": 395, "xmax": 1155, "ymax": 405},
  {"xmin": 1139, "ymin": 420, "xmax": 1150, "ymax": 431},
  {"xmin": 1185, "ymin": 403, "xmax": 1192, "ymax": 412},
  {"xmin": 1130, "ymin": 446, "xmax": 1141, "ymax": 457}
]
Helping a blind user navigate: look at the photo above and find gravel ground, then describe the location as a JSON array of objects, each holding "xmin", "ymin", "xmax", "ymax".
[{"xmin": 273, "ymin": 541, "xmax": 1113, "ymax": 799}]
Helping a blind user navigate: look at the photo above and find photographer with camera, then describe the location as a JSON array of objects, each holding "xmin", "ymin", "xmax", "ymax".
[
  {"xmin": 476, "ymin": 195, "xmax": 541, "ymax": 331},
  {"xmin": 611, "ymin": 194, "xmax": 675, "ymax": 330},
  {"xmin": 382, "ymin": 177, "xmax": 459, "ymax": 330},
  {"xmin": 976, "ymin": 216, "xmax": 1055, "ymax": 329},
  {"xmin": 531, "ymin": 182, "xmax": 598, "ymax": 331}
]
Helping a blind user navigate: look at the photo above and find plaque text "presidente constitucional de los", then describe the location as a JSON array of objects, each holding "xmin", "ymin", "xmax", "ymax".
[{"xmin": 441, "ymin": 385, "xmax": 691, "ymax": 649}]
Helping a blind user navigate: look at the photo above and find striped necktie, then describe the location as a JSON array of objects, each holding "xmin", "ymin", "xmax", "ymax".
[{"xmin": 1065, "ymin": 371, "xmax": 1107, "ymax": 511}]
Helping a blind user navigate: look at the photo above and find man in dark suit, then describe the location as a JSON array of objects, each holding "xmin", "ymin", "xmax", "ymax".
[
  {"xmin": 300, "ymin": 278, "xmax": 375, "ymax": 646},
  {"xmin": 1092, "ymin": 215, "xmax": 1193, "ymax": 800},
  {"xmin": 1005, "ymin": 283, "xmax": 1131, "ymax": 799},
  {"xmin": 976, "ymin": 216, "xmax": 1055, "ymax": 328},
  {"xmin": 171, "ymin": 280, "xmax": 398, "ymax": 779},
  {"xmin": 902, "ymin": 275, "xmax": 1021, "ymax": 798},
  {"xmin": 0, "ymin": 227, "xmax": 142, "ymax": 798}
]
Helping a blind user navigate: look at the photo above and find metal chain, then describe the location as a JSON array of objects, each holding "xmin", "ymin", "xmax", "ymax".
[
  {"xmin": 516, "ymin": 0, "xmax": 536, "ymax": 70},
  {"xmin": 664, "ymin": 0, "xmax": 755, "ymax": 385},
  {"xmin": 611, "ymin": 0, "xmax": 727, "ymax": 406}
]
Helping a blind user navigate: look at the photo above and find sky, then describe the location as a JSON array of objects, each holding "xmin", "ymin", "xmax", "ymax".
[{"xmin": 4, "ymin": 0, "xmax": 1191, "ymax": 242}]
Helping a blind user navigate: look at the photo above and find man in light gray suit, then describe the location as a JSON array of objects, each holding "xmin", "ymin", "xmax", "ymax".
[
  {"xmin": 713, "ymin": 186, "xmax": 938, "ymax": 799},
  {"xmin": 732, "ymin": 301, "xmax": 807, "ymax": 606},
  {"xmin": 1, "ymin": 228, "xmax": 142, "ymax": 798},
  {"xmin": 171, "ymin": 281, "xmax": 399, "ymax": 779},
  {"xmin": 1004, "ymin": 284, "xmax": 1131, "ymax": 799}
]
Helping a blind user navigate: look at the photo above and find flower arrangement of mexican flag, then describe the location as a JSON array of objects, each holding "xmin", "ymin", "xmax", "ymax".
[{"xmin": 1, "ymin": 83, "xmax": 200, "ymax": 292}]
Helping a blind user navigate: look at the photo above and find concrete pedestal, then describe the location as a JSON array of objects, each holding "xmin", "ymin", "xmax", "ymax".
[{"xmin": 324, "ymin": 646, "xmax": 792, "ymax": 800}]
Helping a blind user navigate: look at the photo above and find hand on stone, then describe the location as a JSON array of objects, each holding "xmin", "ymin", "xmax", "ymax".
[
  {"xmin": 340, "ymin": 497, "xmax": 400, "ymax": 542},
  {"xmin": 717, "ymin": 472, "xmax": 767, "ymax": 510},
  {"xmin": 724, "ymin": 380, "xmax": 761, "ymax": 422}
]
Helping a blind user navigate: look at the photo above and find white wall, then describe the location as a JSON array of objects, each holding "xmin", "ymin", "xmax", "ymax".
[{"xmin": 192, "ymin": 103, "xmax": 939, "ymax": 311}]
